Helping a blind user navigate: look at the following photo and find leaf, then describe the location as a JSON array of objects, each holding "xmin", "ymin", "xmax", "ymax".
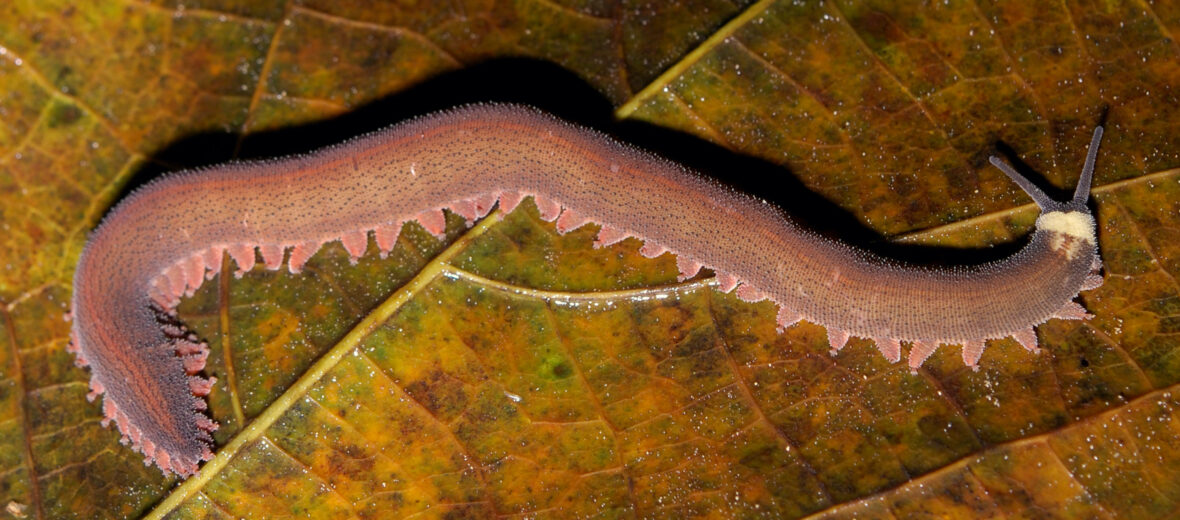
[{"xmin": 1, "ymin": 1, "xmax": 1179, "ymax": 519}]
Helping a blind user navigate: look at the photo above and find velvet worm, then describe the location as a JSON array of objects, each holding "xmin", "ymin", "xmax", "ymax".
[{"xmin": 70, "ymin": 104, "xmax": 1104, "ymax": 476}]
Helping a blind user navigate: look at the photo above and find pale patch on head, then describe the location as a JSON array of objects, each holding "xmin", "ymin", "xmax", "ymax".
[
  {"xmin": 1037, "ymin": 210, "xmax": 1096, "ymax": 259},
  {"xmin": 1037, "ymin": 211, "xmax": 1096, "ymax": 243}
]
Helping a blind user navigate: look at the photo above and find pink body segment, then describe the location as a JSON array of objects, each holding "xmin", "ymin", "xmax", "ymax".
[{"xmin": 70, "ymin": 104, "xmax": 1104, "ymax": 476}]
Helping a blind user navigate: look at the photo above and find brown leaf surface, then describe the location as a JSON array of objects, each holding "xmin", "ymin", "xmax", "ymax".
[{"xmin": 1, "ymin": 1, "xmax": 1179, "ymax": 519}]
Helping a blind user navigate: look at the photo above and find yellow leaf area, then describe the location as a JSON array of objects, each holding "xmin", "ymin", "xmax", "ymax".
[{"xmin": 1, "ymin": 0, "xmax": 1180, "ymax": 519}]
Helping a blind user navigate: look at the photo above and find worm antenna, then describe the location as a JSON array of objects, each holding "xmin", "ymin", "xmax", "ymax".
[
  {"xmin": 989, "ymin": 155, "xmax": 1056, "ymax": 210},
  {"xmin": 1072, "ymin": 125, "xmax": 1104, "ymax": 207}
]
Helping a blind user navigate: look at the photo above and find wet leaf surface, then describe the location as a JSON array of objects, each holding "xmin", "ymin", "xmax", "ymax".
[{"xmin": 1, "ymin": 1, "xmax": 1179, "ymax": 519}]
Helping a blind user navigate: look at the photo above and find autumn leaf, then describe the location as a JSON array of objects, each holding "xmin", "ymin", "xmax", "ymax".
[{"xmin": 1, "ymin": 1, "xmax": 1179, "ymax": 519}]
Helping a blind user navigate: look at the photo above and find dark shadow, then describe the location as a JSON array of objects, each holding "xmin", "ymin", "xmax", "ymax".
[
  {"xmin": 137, "ymin": 59, "xmax": 615, "ymax": 177},
  {"xmin": 127, "ymin": 58, "xmax": 1051, "ymax": 269}
]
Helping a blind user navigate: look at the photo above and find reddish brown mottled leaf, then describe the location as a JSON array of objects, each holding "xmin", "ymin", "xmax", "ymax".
[{"xmin": 1, "ymin": 1, "xmax": 1179, "ymax": 519}]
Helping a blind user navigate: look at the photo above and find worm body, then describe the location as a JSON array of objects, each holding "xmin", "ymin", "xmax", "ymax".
[{"xmin": 70, "ymin": 104, "xmax": 1104, "ymax": 475}]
